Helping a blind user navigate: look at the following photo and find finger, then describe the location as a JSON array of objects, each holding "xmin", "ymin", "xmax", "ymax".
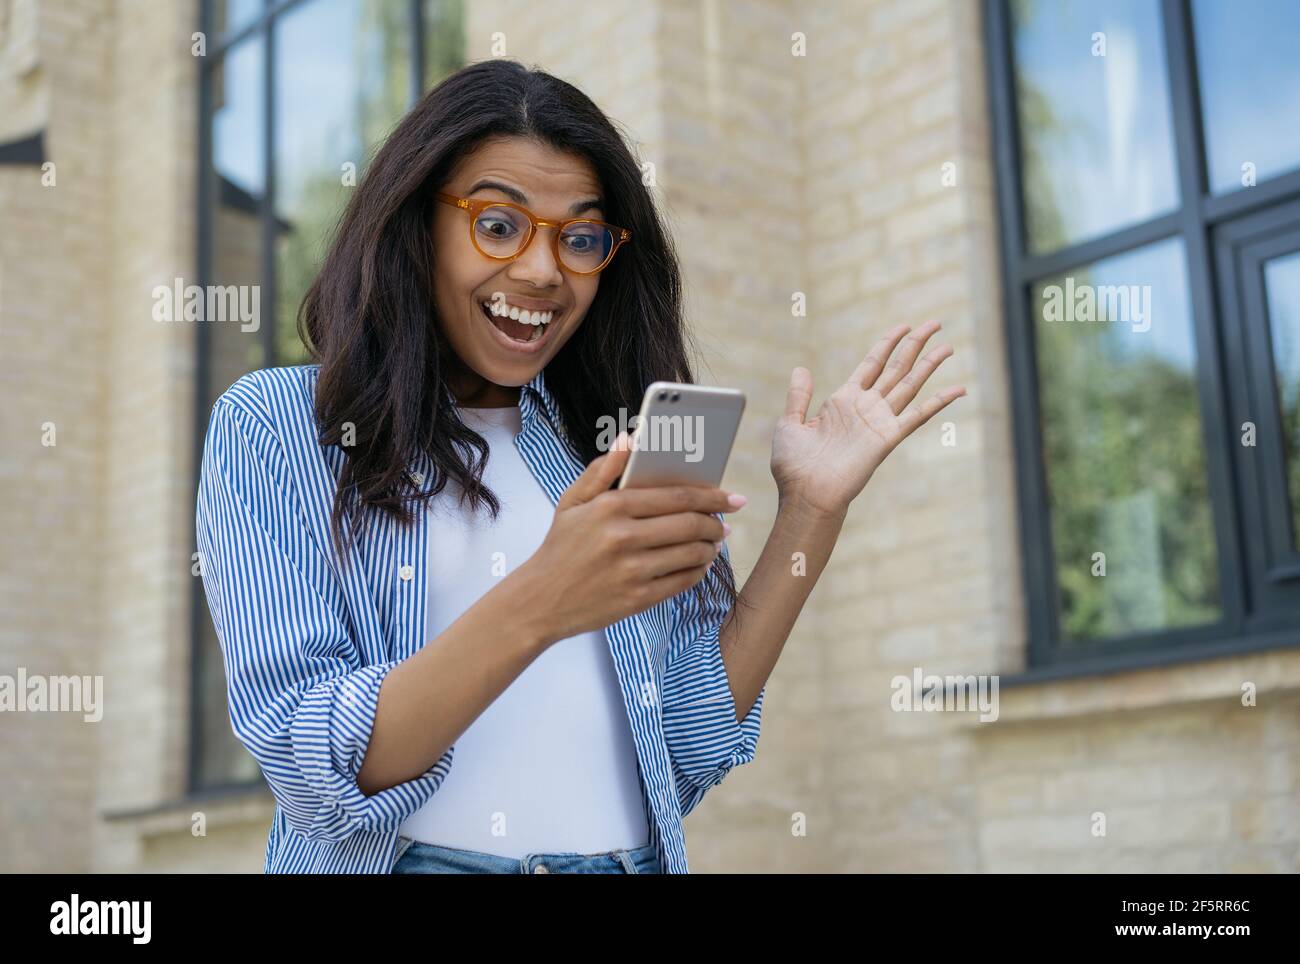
[
  {"xmin": 558, "ymin": 430, "xmax": 632, "ymax": 508},
  {"xmin": 874, "ymin": 320, "xmax": 942, "ymax": 397},
  {"xmin": 640, "ymin": 540, "xmax": 721, "ymax": 579},
  {"xmin": 783, "ymin": 366, "xmax": 814, "ymax": 424},
  {"xmin": 884, "ymin": 343, "xmax": 953, "ymax": 415},
  {"xmin": 614, "ymin": 484, "xmax": 740, "ymax": 519},
  {"xmin": 897, "ymin": 386, "xmax": 967, "ymax": 436},
  {"xmin": 643, "ymin": 560, "xmax": 715, "ymax": 608},
  {"xmin": 849, "ymin": 323, "xmax": 911, "ymax": 390},
  {"xmin": 625, "ymin": 510, "xmax": 726, "ymax": 549}
]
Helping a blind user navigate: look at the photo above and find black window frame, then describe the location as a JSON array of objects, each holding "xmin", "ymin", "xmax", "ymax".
[
  {"xmin": 188, "ymin": 0, "xmax": 438, "ymax": 796},
  {"xmin": 984, "ymin": 0, "xmax": 1300, "ymax": 679}
]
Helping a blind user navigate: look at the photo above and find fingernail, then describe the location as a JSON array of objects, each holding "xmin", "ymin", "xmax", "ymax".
[
  {"xmin": 722, "ymin": 522, "xmax": 733, "ymax": 536},
  {"xmin": 727, "ymin": 493, "xmax": 747, "ymax": 508},
  {"xmin": 714, "ymin": 542, "xmax": 723, "ymax": 553}
]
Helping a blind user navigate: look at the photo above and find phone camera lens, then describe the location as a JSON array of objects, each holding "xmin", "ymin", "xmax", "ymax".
[
  {"xmin": 657, "ymin": 391, "xmax": 667, "ymax": 401},
  {"xmin": 670, "ymin": 392, "xmax": 680, "ymax": 402}
]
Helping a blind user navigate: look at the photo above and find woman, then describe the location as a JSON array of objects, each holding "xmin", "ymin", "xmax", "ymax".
[{"xmin": 195, "ymin": 58, "xmax": 964, "ymax": 875}]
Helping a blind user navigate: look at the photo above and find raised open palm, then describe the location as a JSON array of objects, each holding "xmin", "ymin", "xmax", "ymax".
[{"xmin": 771, "ymin": 321, "xmax": 966, "ymax": 516}]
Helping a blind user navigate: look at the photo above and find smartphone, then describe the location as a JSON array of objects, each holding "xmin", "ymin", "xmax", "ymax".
[{"xmin": 617, "ymin": 381, "xmax": 746, "ymax": 490}]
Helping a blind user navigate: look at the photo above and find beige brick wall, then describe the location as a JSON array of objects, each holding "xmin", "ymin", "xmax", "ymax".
[
  {"xmin": 798, "ymin": 0, "xmax": 1018, "ymax": 872},
  {"xmin": 92, "ymin": 0, "xmax": 206, "ymax": 871},
  {"xmin": 0, "ymin": 0, "xmax": 114, "ymax": 874},
  {"xmin": 1, "ymin": 0, "xmax": 1296, "ymax": 874},
  {"xmin": 0, "ymin": 0, "xmax": 204, "ymax": 872}
]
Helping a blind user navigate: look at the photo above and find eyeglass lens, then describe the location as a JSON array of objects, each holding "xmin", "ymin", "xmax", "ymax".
[{"xmin": 473, "ymin": 204, "xmax": 616, "ymax": 272}]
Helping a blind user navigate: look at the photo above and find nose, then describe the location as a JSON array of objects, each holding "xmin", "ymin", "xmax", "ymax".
[{"xmin": 507, "ymin": 225, "xmax": 564, "ymax": 287}]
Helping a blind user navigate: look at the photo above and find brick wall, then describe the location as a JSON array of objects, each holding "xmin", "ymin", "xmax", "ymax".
[
  {"xmin": 798, "ymin": 0, "xmax": 1019, "ymax": 872},
  {"xmin": 0, "ymin": 0, "xmax": 114, "ymax": 873}
]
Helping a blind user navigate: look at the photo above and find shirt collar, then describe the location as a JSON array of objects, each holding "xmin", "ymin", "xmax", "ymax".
[{"xmin": 520, "ymin": 365, "xmax": 563, "ymax": 435}]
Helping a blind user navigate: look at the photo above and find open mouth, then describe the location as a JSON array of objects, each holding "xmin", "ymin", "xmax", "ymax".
[{"xmin": 479, "ymin": 300, "xmax": 559, "ymax": 348}]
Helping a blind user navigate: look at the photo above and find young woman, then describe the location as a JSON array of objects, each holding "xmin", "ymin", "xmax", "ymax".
[{"xmin": 195, "ymin": 58, "xmax": 964, "ymax": 875}]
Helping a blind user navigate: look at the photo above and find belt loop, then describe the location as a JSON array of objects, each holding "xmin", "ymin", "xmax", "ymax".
[
  {"xmin": 392, "ymin": 834, "xmax": 415, "ymax": 868},
  {"xmin": 614, "ymin": 849, "xmax": 638, "ymax": 874}
]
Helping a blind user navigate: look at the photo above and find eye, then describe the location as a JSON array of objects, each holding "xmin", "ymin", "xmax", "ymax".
[
  {"xmin": 561, "ymin": 226, "xmax": 603, "ymax": 252},
  {"xmin": 473, "ymin": 204, "xmax": 528, "ymax": 243},
  {"xmin": 476, "ymin": 215, "xmax": 518, "ymax": 238}
]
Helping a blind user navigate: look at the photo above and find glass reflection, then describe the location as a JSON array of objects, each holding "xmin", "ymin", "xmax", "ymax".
[
  {"xmin": 1264, "ymin": 250, "xmax": 1300, "ymax": 547},
  {"xmin": 1012, "ymin": 0, "xmax": 1178, "ymax": 253},
  {"xmin": 274, "ymin": 0, "xmax": 413, "ymax": 365},
  {"xmin": 214, "ymin": 0, "xmax": 264, "ymax": 38},
  {"xmin": 1193, "ymin": 0, "xmax": 1300, "ymax": 195},
  {"xmin": 1032, "ymin": 238, "xmax": 1220, "ymax": 640}
]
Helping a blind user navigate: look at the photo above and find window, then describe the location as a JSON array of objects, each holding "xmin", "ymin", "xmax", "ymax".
[
  {"xmin": 985, "ymin": 0, "xmax": 1300, "ymax": 671},
  {"xmin": 190, "ymin": 0, "xmax": 465, "ymax": 793}
]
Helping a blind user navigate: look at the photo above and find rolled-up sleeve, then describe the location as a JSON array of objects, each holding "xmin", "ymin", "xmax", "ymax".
[
  {"xmin": 196, "ymin": 392, "xmax": 453, "ymax": 842},
  {"xmin": 660, "ymin": 538, "xmax": 764, "ymax": 818}
]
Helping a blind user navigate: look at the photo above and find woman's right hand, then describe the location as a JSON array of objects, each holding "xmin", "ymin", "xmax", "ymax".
[{"xmin": 511, "ymin": 432, "xmax": 743, "ymax": 645}]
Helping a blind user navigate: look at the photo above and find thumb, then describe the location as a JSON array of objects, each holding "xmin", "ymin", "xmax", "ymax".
[
  {"xmin": 783, "ymin": 366, "xmax": 813, "ymax": 424},
  {"xmin": 559, "ymin": 430, "xmax": 633, "ymax": 508}
]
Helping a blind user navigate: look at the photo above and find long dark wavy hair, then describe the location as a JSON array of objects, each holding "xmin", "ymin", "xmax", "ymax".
[{"xmin": 298, "ymin": 58, "xmax": 746, "ymax": 626}]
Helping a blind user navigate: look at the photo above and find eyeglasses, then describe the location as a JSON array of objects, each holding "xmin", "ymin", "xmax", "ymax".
[{"xmin": 435, "ymin": 192, "xmax": 631, "ymax": 275}]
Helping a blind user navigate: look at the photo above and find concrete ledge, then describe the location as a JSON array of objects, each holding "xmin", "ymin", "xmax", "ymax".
[
  {"xmin": 993, "ymin": 646, "xmax": 1300, "ymax": 723},
  {"xmin": 102, "ymin": 785, "xmax": 274, "ymax": 838}
]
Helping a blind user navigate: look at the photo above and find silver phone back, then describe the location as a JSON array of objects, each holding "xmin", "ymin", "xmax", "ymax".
[{"xmin": 618, "ymin": 382, "xmax": 746, "ymax": 489}]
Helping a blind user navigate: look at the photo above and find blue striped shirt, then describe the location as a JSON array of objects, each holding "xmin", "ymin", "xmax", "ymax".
[{"xmin": 195, "ymin": 364, "xmax": 764, "ymax": 873}]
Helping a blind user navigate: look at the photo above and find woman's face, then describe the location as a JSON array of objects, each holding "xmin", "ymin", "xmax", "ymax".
[{"xmin": 432, "ymin": 135, "xmax": 605, "ymax": 407}]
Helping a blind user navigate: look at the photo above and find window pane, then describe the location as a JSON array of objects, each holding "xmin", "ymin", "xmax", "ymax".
[
  {"xmin": 424, "ymin": 0, "xmax": 467, "ymax": 90},
  {"xmin": 212, "ymin": 36, "xmax": 264, "ymax": 206},
  {"xmin": 1264, "ymin": 249, "xmax": 1300, "ymax": 547},
  {"xmin": 1032, "ymin": 238, "xmax": 1221, "ymax": 641},
  {"xmin": 1193, "ymin": 0, "xmax": 1300, "ymax": 195},
  {"xmin": 274, "ymin": 0, "xmax": 414, "ymax": 365},
  {"xmin": 1012, "ymin": 0, "xmax": 1179, "ymax": 253},
  {"xmin": 197, "ymin": 35, "xmax": 267, "ymax": 791},
  {"xmin": 213, "ymin": 0, "xmax": 265, "ymax": 40}
]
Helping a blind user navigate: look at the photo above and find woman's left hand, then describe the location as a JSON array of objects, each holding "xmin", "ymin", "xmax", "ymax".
[{"xmin": 770, "ymin": 320, "xmax": 966, "ymax": 517}]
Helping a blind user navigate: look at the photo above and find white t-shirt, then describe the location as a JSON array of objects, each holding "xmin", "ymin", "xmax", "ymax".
[{"xmin": 397, "ymin": 403, "xmax": 651, "ymax": 856}]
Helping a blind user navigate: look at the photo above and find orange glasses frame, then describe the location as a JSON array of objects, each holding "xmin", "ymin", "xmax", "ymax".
[{"xmin": 435, "ymin": 192, "xmax": 631, "ymax": 275}]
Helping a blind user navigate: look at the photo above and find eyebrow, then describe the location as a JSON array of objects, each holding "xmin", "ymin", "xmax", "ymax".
[{"xmin": 466, "ymin": 178, "xmax": 604, "ymax": 217}]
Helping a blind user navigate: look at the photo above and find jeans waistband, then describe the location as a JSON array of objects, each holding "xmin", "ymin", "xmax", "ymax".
[{"xmin": 392, "ymin": 836, "xmax": 659, "ymax": 874}]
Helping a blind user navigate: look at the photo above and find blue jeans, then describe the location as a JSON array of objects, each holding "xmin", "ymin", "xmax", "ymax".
[{"xmin": 391, "ymin": 836, "xmax": 662, "ymax": 874}]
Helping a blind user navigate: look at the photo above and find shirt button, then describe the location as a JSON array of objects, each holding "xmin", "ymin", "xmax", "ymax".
[
  {"xmin": 399, "ymin": 565, "xmax": 414, "ymax": 582},
  {"xmin": 532, "ymin": 864, "xmax": 549, "ymax": 874}
]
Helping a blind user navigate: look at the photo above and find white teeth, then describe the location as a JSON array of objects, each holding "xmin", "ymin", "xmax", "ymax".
[
  {"xmin": 527, "ymin": 325, "xmax": 542, "ymax": 342},
  {"xmin": 482, "ymin": 301, "xmax": 554, "ymax": 326}
]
